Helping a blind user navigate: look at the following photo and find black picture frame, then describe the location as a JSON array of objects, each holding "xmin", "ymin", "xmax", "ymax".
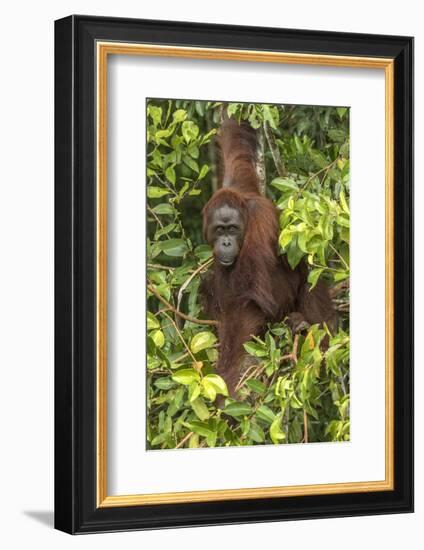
[{"xmin": 55, "ymin": 14, "xmax": 414, "ymax": 534}]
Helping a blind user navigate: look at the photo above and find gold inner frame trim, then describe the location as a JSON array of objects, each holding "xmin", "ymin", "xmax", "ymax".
[{"xmin": 96, "ymin": 41, "xmax": 395, "ymax": 508}]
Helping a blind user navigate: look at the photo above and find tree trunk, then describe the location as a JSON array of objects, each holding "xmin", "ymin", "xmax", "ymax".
[{"xmin": 256, "ymin": 127, "xmax": 266, "ymax": 195}]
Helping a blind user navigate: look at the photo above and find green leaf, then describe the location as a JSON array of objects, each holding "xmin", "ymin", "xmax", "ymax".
[
  {"xmin": 191, "ymin": 397, "xmax": 210, "ymax": 421},
  {"xmin": 178, "ymin": 181, "xmax": 190, "ymax": 198},
  {"xmin": 202, "ymin": 379, "xmax": 216, "ymax": 401},
  {"xmin": 241, "ymin": 418, "xmax": 250, "ymax": 436},
  {"xmin": 155, "ymin": 223, "xmax": 177, "ymax": 239},
  {"xmin": 195, "ymin": 101, "xmax": 205, "ymax": 116},
  {"xmin": 246, "ymin": 379, "xmax": 266, "ymax": 395},
  {"xmin": 190, "ymin": 331, "xmax": 217, "ymax": 354},
  {"xmin": 279, "ymin": 228, "xmax": 293, "ymax": 249},
  {"xmin": 188, "ymin": 381, "xmax": 201, "ymax": 402},
  {"xmin": 334, "ymin": 271, "xmax": 350, "ymax": 282},
  {"xmin": 188, "ymin": 144, "xmax": 199, "ymax": 159},
  {"xmin": 147, "ymin": 186, "xmax": 171, "ymax": 199},
  {"xmin": 223, "ymin": 402, "xmax": 252, "ymax": 418},
  {"xmin": 165, "ymin": 165, "xmax": 176, "ymax": 185},
  {"xmin": 189, "ymin": 421, "xmax": 214, "ymax": 438},
  {"xmin": 155, "ymin": 128, "xmax": 173, "ymax": 141},
  {"xmin": 151, "ymin": 329, "xmax": 165, "ymax": 348},
  {"xmin": 271, "ymin": 177, "xmax": 299, "ymax": 192},
  {"xmin": 339, "ymin": 190, "xmax": 350, "ymax": 215},
  {"xmin": 270, "ymin": 414, "xmax": 286, "ymax": 444},
  {"xmin": 172, "ymin": 109, "xmax": 187, "ymax": 123},
  {"xmin": 336, "ymin": 107, "xmax": 348, "ymax": 119},
  {"xmin": 203, "ymin": 374, "xmax": 228, "ymax": 396},
  {"xmin": 206, "ymin": 431, "xmax": 217, "ymax": 448},
  {"xmin": 248, "ymin": 422, "xmax": 265, "ymax": 443},
  {"xmin": 174, "ymin": 387, "xmax": 185, "ymax": 408},
  {"xmin": 327, "ymin": 128, "xmax": 346, "ymax": 143},
  {"xmin": 310, "ymin": 150, "xmax": 328, "ymax": 169},
  {"xmin": 148, "ymin": 282, "xmax": 171, "ymax": 301},
  {"xmin": 227, "ymin": 103, "xmax": 240, "ymax": 118},
  {"xmin": 154, "ymin": 377, "xmax": 175, "ymax": 390},
  {"xmin": 198, "ymin": 164, "xmax": 210, "ymax": 181},
  {"xmin": 152, "ymin": 203, "xmax": 174, "ymax": 215},
  {"xmin": 147, "ymin": 311, "xmax": 160, "ymax": 330},
  {"xmin": 308, "ymin": 268, "xmax": 324, "ymax": 289},
  {"xmin": 337, "ymin": 215, "xmax": 350, "ymax": 228},
  {"xmin": 243, "ymin": 341, "xmax": 268, "ymax": 357},
  {"xmin": 256, "ymin": 405, "xmax": 276, "ymax": 424},
  {"xmin": 172, "ymin": 368, "xmax": 200, "ymax": 385},
  {"xmin": 287, "ymin": 237, "xmax": 305, "ymax": 269},
  {"xmin": 182, "ymin": 120, "xmax": 200, "ymax": 143},
  {"xmin": 290, "ymin": 393, "xmax": 303, "ymax": 409},
  {"xmin": 194, "ymin": 244, "xmax": 213, "ymax": 261},
  {"xmin": 151, "ymin": 433, "xmax": 167, "ymax": 446},
  {"xmin": 297, "ymin": 229, "xmax": 310, "ymax": 254},
  {"xmin": 156, "ymin": 239, "xmax": 188, "ymax": 257},
  {"xmin": 263, "ymin": 104, "xmax": 279, "ymax": 130},
  {"xmin": 182, "ymin": 156, "xmax": 199, "ymax": 173},
  {"xmin": 200, "ymin": 128, "xmax": 217, "ymax": 145},
  {"xmin": 148, "ymin": 105, "xmax": 162, "ymax": 126},
  {"xmin": 188, "ymin": 433, "xmax": 200, "ymax": 448}
]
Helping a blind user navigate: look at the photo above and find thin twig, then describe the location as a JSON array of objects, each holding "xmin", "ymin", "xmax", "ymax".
[
  {"xmin": 279, "ymin": 353, "xmax": 294, "ymax": 363},
  {"xmin": 238, "ymin": 332, "xmax": 301, "ymax": 392},
  {"xmin": 256, "ymin": 127, "xmax": 267, "ymax": 195},
  {"xmin": 278, "ymin": 333, "xmax": 300, "ymax": 366},
  {"xmin": 147, "ymin": 263, "xmax": 174, "ymax": 272},
  {"xmin": 292, "ymin": 334, "xmax": 299, "ymax": 363},
  {"xmin": 329, "ymin": 280, "xmax": 349, "ymax": 299},
  {"xmin": 235, "ymin": 363, "xmax": 261, "ymax": 391},
  {"xmin": 235, "ymin": 362, "xmax": 267, "ymax": 392},
  {"xmin": 177, "ymin": 258, "xmax": 214, "ymax": 311},
  {"xmin": 161, "ymin": 311, "xmax": 198, "ymax": 364},
  {"xmin": 263, "ymin": 121, "xmax": 287, "ymax": 177},
  {"xmin": 172, "ymin": 351, "xmax": 191, "ymax": 364},
  {"xmin": 147, "ymin": 205, "xmax": 165, "ymax": 230},
  {"xmin": 329, "ymin": 242, "xmax": 349, "ymax": 270},
  {"xmin": 152, "ymin": 174, "xmax": 178, "ymax": 197},
  {"xmin": 175, "ymin": 431, "xmax": 194, "ymax": 449},
  {"xmin": 154, "ymin": 307, "xmax": 172, "ymax": 316},
  {"xmin": 298, "ymin": 157, "xmax": 340, "ymax": 194},
  {"xmin": 147, "ymin": 282, "xmax": 218, "ymax": 326}
]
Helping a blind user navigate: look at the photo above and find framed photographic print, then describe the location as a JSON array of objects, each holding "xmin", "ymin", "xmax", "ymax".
[{"xmin": 54, "ymin": 15, "xmax": 414, "ymax": 534}]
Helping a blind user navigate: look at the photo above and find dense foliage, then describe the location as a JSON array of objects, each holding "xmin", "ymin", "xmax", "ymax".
[{"xmin": 146, "ymin": 100, "xmax": 350, "ymax": 449}]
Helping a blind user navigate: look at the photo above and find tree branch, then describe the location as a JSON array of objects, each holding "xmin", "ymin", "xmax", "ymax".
[
  {"xmin": 256, "ymin": 127, "xmax": 267, "ymax": 195},
  {"xmin": 298, "ymin": 156, "xmax": 340, "ymax": 194},
  {"xmin": 175, "ymin": 431, "xmax": 194, "ymax": 449},
  {"xmin": 147, "ymin": 282, "xmax": 218, "ymax": 326},
  {"xmin": 279, "ymin": 333, "xmax": 300, "ymax": 365},
  {"xmin": 176, "ymin": 258, "xmax": 214, "ymax": 311},
  {"xmin": 263, "ymin": 121, "xmax": 287, "ymax": 178},
  {"xmin": 329, "ymin": 279, "xmax": 349, "ymax": 299},
  {"xmin": 161, "ymin": 310, "xmax": 198, "ymax": 364}
]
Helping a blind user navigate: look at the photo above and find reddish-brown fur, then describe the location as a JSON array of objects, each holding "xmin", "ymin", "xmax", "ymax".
[{"xmin": 201, "ymin": 118, "xmax": 336, "ymax": 395}]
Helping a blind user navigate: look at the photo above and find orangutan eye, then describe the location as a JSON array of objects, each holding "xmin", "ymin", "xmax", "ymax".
[
  {"xmin": 228, "ymin": 225, "xmax": 238, "ymax": 234},
  {"xmin": 215, "ymin": 226, "xmax": 224, "ymax": 235}
]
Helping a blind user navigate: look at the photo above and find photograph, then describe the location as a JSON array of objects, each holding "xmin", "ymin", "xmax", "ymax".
[
  {"xmin": 52, "ymin": 15, "xmax": 413, "ymax": 533},
  {"xmin": 146, "ymin": 99, "xmax": 351, "ymax": 450},
  {"xmin": 0, "ymin": 0, "xmax": 419, "ymax": 543}
]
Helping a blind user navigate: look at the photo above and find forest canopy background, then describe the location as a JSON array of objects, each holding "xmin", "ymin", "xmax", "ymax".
[{"xmin": 146, "ymin": 99, "xmax": 350, "ymax": 450}]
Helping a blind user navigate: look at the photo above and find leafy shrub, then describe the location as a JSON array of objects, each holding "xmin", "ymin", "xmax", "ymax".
[{"xmin": 146, "ymin": 99, "xmax": 350, "ymax": 449}]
